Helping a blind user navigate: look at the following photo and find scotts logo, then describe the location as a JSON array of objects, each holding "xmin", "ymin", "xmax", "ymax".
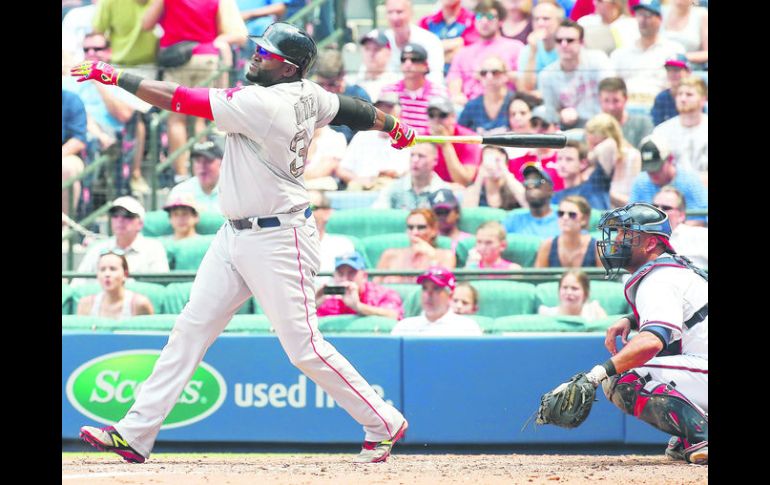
[{"xmin": 66, "ymin": 350, "xmax": 226, "ymax": 430}]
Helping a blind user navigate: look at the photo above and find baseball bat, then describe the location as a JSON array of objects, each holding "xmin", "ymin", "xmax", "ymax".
[{"xmin": 414, "ymin": 133, "xmax": 567, "ymax": 149}]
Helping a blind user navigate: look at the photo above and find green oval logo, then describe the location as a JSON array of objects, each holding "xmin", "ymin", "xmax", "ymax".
[{"xmin": 66, "ymin": 350, "xmax": 226, "ymax": 429}]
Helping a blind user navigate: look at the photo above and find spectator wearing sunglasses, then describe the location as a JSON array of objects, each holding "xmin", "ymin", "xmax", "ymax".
[
  {"xmin": 76, "ymin": 249, "xmax": 155, "ymax": 319},
  {"xmin": 534, "ymin": 195, "xmax": 602, "ymax": 268},
  {"xmin": 457, "ymin": 55, "xmax": 515, "ymax": 135},
  {"xmin": 428, "ymin": 189, "xmax": 473, "ymax": 253},
  {"xmin": 446, "ymin": 0, "xmax": 524, "ymax": 110},
  {"xmin": 537, "ymin": 18, "xmax": 614, "ymax": 130},
  {"xmin": 426, "ymin": 96, "xmax": 482, "ymax": 186},
  {"xmin": 502, "ymin": 164, "xmax": 561, "ymax": 238},
  {"xmin": 652, "ymin": 185, "xmax": 707, "ymax": 269},
  {"xmin": 375, "ymin": 209, "xmax": 456, "ymax": 284}
]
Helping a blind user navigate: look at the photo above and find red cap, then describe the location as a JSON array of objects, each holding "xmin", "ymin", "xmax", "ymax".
[{"xmin": 416, "ymin": 266, "xmax": 457, "ymax": 291}]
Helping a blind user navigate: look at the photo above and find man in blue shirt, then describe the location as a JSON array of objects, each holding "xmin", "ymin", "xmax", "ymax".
[
  {"xmin": 62, "ymin": 89, "xmax": 88, "ymax": 218},
  {"xmin": 503, "ymin": 164, "xmax": 561, "ymax": 238},
  {"xmin": 629, "ymin": 134, "xmax": 708, "ymax": 225}
]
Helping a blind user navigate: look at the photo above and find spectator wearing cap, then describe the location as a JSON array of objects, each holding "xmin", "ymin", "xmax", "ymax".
[
  {"xmin": 502, "ymin": 164, "xmax": 561, "ymax": 238},
  {"xmin": 380, "ymin": 42, "xmax": 449, "ymax": 135},
  {"xmin": 163, "ymin": 194, "xmax": 201, "ymax": 241},
  {"xmin": 307, "ymin": 189, "xmax": 356, "ymax": 281},
  {"xmin": 652, "ymin": 185, "xmax": 707, "ymax": 269},
  {"xmin": 552, "ymin": 139, "xmax": 611, "ymax": 210},
  {"xmin": 74, "ymin": 196, "xmax": 170, "ymax": 286},
  {"xmin": 628, "ymin": 134, "xmax": 707, "ymax": 226},
  {"xmin": 465, "ymin": 221, "xmax": 522, "ymax": 272},
  {"xmin": 650, "ymin": 75, "xmax": 707, "ymax": 185},
  {"xmin": 167, "ymin": 135, "xmax": 223, "ymax": 214},
  {"xmin": 446, "ymin": 0, "xmax": 524, "ymax": 109},
  {"xmin": 418, "ymin": 0, "xmax": 478, "ymax": 75},
  {"xmin": 456, "ymin": 55, "xmax": 515, "ymax": 135},
  {"xmin": 383, "ymin": 0, "xmax": 447, "ymax": 86},
  {"xmin": 391, "ymin": 266, "xmax": 483, "ymax": 336},
  {"xmin": 316, "ymin": 251, "xmax": 404, "ymax": 320},
  {"xmin": 576, "ymin": 0, "xmax": 639, "ymax": 55},
  {"xmin": 372, "ymin": 143, "xmax": 450, "ymax": 210},
  {"xmin": 338, "ymin": 93, "xmax": 412, "ymax": 191},
  {"xmin": 609, "ymin": 0, "xmax": 685, "ymax": 109},
  {"xmin": 517, "ymin": 1, "xmax": 565, "ymax": 93},
  {"xmin": 312, "ymin": 49, "xmax": 372, "ymax": 144},
  {"xmin": 598, "ymin": 76, "xmax": 653, "ymax": 149},
  {"xmin": 650, "ymin": 54, "xmax": 697, "ymax": 126},
  {"xmin": 429, "ymin": 188, "xmax": 473, "ymax": 253},
  {"xmin": 537, "ymin": 18, "xmax": 614, "ymax": 130},
  {"xmin": 506, "ymin": 104, "xmax": 565, "ymax": 191},
  {"xmin": 427, "ymin": 96, "xmax": 482, "ymax": 186},
  {"xmin": 660, "ymin": 0, "xmax": 708, "ymax": 67},
  {"xmin": 346, "ymin": 29, "xmax": 402, "ymax": 103},
  {"xmin": 463, "ymin": 144, "xmax": 527, "ymax": 210}
]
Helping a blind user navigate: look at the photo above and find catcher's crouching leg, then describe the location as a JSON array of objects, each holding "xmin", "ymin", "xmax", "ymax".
[{"xmin": 602, "ymin": 371, "xmax": 708, "ymax": 446}]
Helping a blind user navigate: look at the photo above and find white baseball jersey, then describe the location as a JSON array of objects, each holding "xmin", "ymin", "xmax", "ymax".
[{"xmin": 209, "ymin": 80, "xmax": 340, "ymax": 218}]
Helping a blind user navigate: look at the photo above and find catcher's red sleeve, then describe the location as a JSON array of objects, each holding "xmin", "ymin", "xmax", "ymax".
[{"xmin": 170, "ymin": 87, "xmax": 214, "ymax": 120}]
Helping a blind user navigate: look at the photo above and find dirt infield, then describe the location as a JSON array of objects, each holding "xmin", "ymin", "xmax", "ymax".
[{"xmin": 63, "ymin": 452, "xmax": 708, "ymax": 484}]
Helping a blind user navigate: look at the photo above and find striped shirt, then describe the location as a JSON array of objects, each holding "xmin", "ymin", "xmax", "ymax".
[{"xmin": 380, "ymin": 79, "xmax": 448, "ymax": 135}]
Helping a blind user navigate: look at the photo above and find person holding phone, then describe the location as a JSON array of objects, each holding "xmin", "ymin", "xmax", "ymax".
[{"xmin": 316, "ymin": 251, "xmax": 404, "ymax": 320}]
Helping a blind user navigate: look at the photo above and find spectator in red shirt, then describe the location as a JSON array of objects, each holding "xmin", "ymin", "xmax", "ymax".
[
  {"xmin": 418, "ymin": 0, "xmax": 478, "ymax": 74},
  {"xmin": 427, "ymin": 95, "xmax": 482, "ymax": 186},
  {"xmin": 316, "ymin": 251, "xmax": 405, "ymax": 320},
  {"xmin": 506, "ymin": 104, "xmax": 565, "ymax": 190}
]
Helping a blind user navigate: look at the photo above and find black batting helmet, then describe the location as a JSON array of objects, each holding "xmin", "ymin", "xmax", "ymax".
[{"xmin": 251, "ymin": 22, "xmax": 317, "ymax": 77}]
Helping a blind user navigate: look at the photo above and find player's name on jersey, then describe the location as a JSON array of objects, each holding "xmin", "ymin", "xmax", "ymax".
[{"xmin": 233, "ymin": 375, "xmax": 393, "ymax": 409}]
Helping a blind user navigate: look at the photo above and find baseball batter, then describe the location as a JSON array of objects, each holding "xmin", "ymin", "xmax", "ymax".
[
  {"xmin": 576, "ymin": 203, "xmax": 708, "ymax": 464},
  {"xmin": 73, "ymin": 22, "xmax": 415, "ymax": 464}
]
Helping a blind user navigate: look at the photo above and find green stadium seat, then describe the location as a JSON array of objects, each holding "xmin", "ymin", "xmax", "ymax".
[
  {"xmin": 162, "ymin": 281, "xmax": 253, "ymax": 315},
  {"xmin": 589, "ymin": 208, "xmax": 608, "ymax": 232},
  {"xmin": 63, "ymin": 283, "xmax": 73, "ymax": 315},
  {"xmin": 142, "ymin": 210, "xmax": 225, "ymax": 237},
  {"xmin": 165, "ymin": 235, "xmax": 215, "ymax": 270},
  {"xmin": 455, "ymin": 234, "xmax": 544, "ymax": 267},
  {"xmin": 197, "ymin": 212, "xmax": 226, "ymax": 234},
  {"xmin": 225, "ymin": 314, "xmax": 274, "ymax": 333},
  {"xmin": 359, "ymin": 233, "xmax": 453, "ymax": 269},
  {"xmin": 61, "ymin": 315, "xmax": 117, "ymax": 331},
  {"xmin": 583, "ymin": 314, "xmax": 628, "ymax": 333},
  {"xmin": 325, "ymin": 209, "xmax": 409, "ymax": 239},
  {"xmin": 491, "ymin": 314, "xmax": 589, "ymax": 333},
  {"xmin": 466, "ymin": 314, "xmax": 495, "ymax": 333},
  {"xmin": 70, "ymin": 281, "xmax": 168, "ymax": 314},
  {"xmin": 383, "ymin": 283, "xmax": 421, "ymax": 317},
  {"xmin": 318, "ymin": 315, "xmax": 397, "ymax": 334},
  {"xmin": 534, "ymin": 280, "xmax": 629, "ymax": 315},
  {"xmin": 115, "ymin": 314, "xmax": 177, "ymax": 331},
  {"xmin": 469, "ymin": 280, "xmax": 537, "ymax": 317},
  {"xmin": 458, "ymin": 207, "xmax": 507, "ymax": 234}
]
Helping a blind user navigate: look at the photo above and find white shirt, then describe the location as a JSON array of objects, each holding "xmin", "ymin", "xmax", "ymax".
[
  {"xmin": 73, "ymin": 234, "xmax": 170, "ymax": 287},
  {"xmin": 609, "ymin": 37, "xmax": 685, "ymax": 106},
  {"xmin": 384, "ymin": 26, "xmax": 447, "ymax": 87},
  {"xmin": 670, "ymin": 224, "xmax": 708, "ymax": 269},
  {"xmin": 345, "ymin": 69, "xmax": 403, "ymax": 102},
  {"xmin": 391, "ymin": 310, "xmax": 483, "ymax": 336},
  {"xmin": 652, "ymin": 115, "xmax": 708, "ymax": 174},
  {"xmin": 209, "ymin": 79, "xmax": 339, "ymax": 218},
  {"xmin": 62, "ymin": 5, "xmax": 97, "ymax": 62},
  {"xmin": 340, "ymin": 131, "xmax": 411, "ymax": 179},
  {"xmin": 577, "ymin": 14, "xmax": 640, "ymax": 52}
]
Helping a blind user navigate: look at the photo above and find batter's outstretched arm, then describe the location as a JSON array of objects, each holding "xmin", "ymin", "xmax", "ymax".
[{"xmin": 332, "ymin": 94, "xmax": 416, "ymax": 150}]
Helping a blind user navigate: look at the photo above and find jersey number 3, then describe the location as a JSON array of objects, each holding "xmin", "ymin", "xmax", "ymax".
[{"xmin": 289, "ymin": 130, "xmax": 310, "ymax": 178}]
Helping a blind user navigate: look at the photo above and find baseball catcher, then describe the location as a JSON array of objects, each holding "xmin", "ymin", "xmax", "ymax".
[{"xmin": 534, "ymin": 197, "xmax": 708, "ymax": 465}]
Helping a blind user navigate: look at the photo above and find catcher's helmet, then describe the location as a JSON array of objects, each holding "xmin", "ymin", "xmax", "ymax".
[
  {"xmin": 596, "ymin": 203, "xmax": 672, "ymax": 278},
  {"xmin": 251, "ymin": 22, "xmax": 317, "ymax": 77}
]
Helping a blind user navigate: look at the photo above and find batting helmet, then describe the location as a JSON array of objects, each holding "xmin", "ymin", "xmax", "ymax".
[
  {"xmin": 596, "ymin": 203, "xmax": 673, "ymax": 278},
  {"xmin": 251, "ymin": 22, "xmax": 317, "ymax": 76}
]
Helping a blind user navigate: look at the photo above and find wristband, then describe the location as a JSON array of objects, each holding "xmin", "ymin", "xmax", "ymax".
[
  {"xmin": 625, "ymin": 312, "xmax": 638, "ymax": 330},
  {"xmin": 117, "ymin": 72, "xmax": 142, "ymax": 94},
  {"xmin": 383, "ymin": 114, "xmax": 396, "ymax": 134},
  {"xmin": 602, "ymin": 359, "xmax": 617, "ymax": 377}
]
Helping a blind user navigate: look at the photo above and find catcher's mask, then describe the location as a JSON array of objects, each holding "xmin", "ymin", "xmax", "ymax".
[{"xmin": 596, "ymin": 203, "xmax": 672, "ymax": 279}]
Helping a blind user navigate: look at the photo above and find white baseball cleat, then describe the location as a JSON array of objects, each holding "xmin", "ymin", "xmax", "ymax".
[{"xmin": 353, "ymin": 420, "xmax": 409, "ymax": 463}]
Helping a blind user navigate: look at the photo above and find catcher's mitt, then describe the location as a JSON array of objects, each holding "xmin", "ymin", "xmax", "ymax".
[{"xmin": 535, "ymin": 372, "xmax": 598, "ymax": 429}]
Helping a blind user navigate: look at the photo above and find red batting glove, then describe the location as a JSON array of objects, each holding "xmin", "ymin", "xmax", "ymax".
[
  {"xmin": 388, "ymin": 118, "xmax": 416, "ymax": 150},
  {"xmin": 70, "ymin": 61, "xmax": 122, "ymax": 85}
]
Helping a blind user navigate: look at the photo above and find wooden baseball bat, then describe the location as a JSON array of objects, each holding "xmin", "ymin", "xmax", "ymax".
[{"xmin": 414, "ymin": 133, "xmax": 567, "ymax": 149}]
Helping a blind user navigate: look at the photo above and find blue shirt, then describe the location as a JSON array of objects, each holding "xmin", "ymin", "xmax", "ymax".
[
  {"xmin": 503, "ymin": 209, "xmax": 561, "ymax": 238},
  {"xmin": 237, "ymin": 0, "xmax": 285, "ymax": 37},
  {"xmin": 552, "ymin": 164, "xmax": 611, "ymax": 210},
  {"xmin": 517, "ymin": 39, "xmax": 559, "ymax": 74},
  {"xmin": 62, "ymin": 89, "xmax": 87, "ymax": 145},
  {"xmin": 62, "ymin": 77, "xmax": 123, "ymax": 136},
  {"xmin": 629, "ymin": 169, "xmax": 708, "ymax": 222},
  {"xmin": 457, "ymin": 92, "xmax": 514, "ymax": 134},
  {"xmin": 330, "ymin": 84, "xmax": 371, "ymax": 143}
]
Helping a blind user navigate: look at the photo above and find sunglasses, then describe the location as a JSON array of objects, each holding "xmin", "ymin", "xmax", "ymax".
[
  {"xmin": 475, "ymin": 12, "xmax": 498, "ymax": 21},
  {"xmin": 523, "ymin": 178, "xmax": 548, "ymax": 188},
  {"xmin": 479, "ymin": 69, "xmax": 504, "ymax": 77},
  {"xmin": 407, "ymin": 224, "xmax": 428, "ymax": 231},
  {"xmin": 557, "ymin": 210, "xmax": 580, "ymax": 220},
  {"xmin": 400, "ymin": 56, "xmax": 425, "ymax": 63},
  {"xmin": 99, "ymin": 248, "xmax": 126, "ymax": 257},
  {"xmin": 428, "ymin": 110, "xmax": 450, "ymax": 119},
  {"xmin": 555, "ymin": 37, "xmax": 579, "ymax": 44},
  {"xmin": 654, "ymin": 204, "xmax": 678, "ymax": 212},
  {"xmin": 434, "ymin": 207, "xmax": 453, "ymax": 216},
  {"xmin": 256, "ymin": 46, "xmax": 299, "ymax": 68},
  {"xmin": 83, "ymin": 46, "xmax": 108, "ymax": 53}
]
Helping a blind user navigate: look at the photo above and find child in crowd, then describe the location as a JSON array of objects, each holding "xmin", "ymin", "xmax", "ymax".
[{"xmin": 466, "ymin": 221, "xmax": 522, "ymax": 272}]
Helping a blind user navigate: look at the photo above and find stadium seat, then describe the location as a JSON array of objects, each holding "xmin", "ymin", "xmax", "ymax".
[
  {"xmin": 63, "ymin": 283, "xmax": 73, "ymax": 315},
  {"xmin": 455, "ymin": 234, "xmax": 544, "ymax": 267},
  {"xmin": 589, "ymin": 208, "xmax": 608, "ymax": 232},
  {"xmin": 197, "ymin": 212, "xmax": 226, "ymax": 234},
  {"xmin": 534, "ymin": 280, "xmax": 630, "ymax": 315},
  {"xmin": 469, "ymin": 280, "xmax": 538, "ymax": 317},
  {"xmin": 318, "ymin": 315, "xmax": 398, "ymax": 334},
  {"xmin": 162, "ymin": 281, "xmax": 253, "ymax": 315},
  {"xmin": 225, "ymin": 314, "xmax": 274, "ymax": 334},
  {"xmin": 491, "ymin": 314, "xmax": 589, "ymax": 333},
  {"xmin": 326, "ymin": 208, "xmax": 409, "ymax": 239},
  {"xmin": 61, "ymin": 315, "xmax": 120, "ymax": 332},
  {"xmin": 457, "ymin": 207, "xmax": 508, "ymax": 234},
  {"xmin": 467, "ymin": 314, "xmax": 495, "ymax": 333},
  {"xmin": 325, "ymin": 190, "xmax": 381, "ymax": 210},
  {"xmin": 359, "ymin": 233, "xmax": 453, "ymax": 269},
  {"xmin": 583, "ymin": 314, "xmax": 628, "ymax": 333},
  {"xmin": 382, "ymin": 283, "xmax": 422, "ymax": 318},
  {"xmin": 115, "ymin": 314, "xmax": 177, "ymax": 331},
  {"xmin": 70, "ymin": 281, "xmax": 168, "ymax": 314},
  {"xmin": 165, "ymin": 235, "xmax": 215, "ymax": 270},
  {"xmin": 142, "ymin": 210, "xmax": 225, "ymax": 237}
]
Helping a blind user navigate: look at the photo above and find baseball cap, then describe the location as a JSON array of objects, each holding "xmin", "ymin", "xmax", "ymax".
[
  {"xmin": 632, "ymin": 0, "xmax": 662, "ymax": 16},
  {"xmin": 638, "ymin": 134, "xmax": 671, "ymax": 172},
  {"xmin": 664, "ymin": 54, "xmax": 690, "ymax": 71},
  {"xmin": 428, "ymin": 188, "xmax": 459, "ymax": 210},
  {"xmin": 163, "ymin": 193, "xmax": 200, "ymax": 214},
  {"xmin": 374, "ymin": 91, "xmax": 400, "ymax": 106},
  {"xmin": 521, "ymin": 163, "xmax": 554, "ymax": 186},
  {"xmin": 427, "ymin": 96, "xmax": 455, "ymax": 115},
  {"xmin": 400, "ymin": 43, "xmax": 428, "ymax": 63},
  {"xmin": 531, "ymin": 105, "xmax": 560, "ymax": 126},
  {"xmin": 335, "ymin": 251, "xmax": 367, "ymax": 271},
  {"xmin": 360, "ymin": 29, "xmax": 390, "ymax": 49},
  {"xmin": 416, "ymin": 266, "xmax": 457, "ymax": 292},
  {"xmin": 191, "ymin": 135, "xmax": 224, "ymax": 160},
  {"xmin": 109, "ymin": 196, "xmax": 146, "ymax": 220}
]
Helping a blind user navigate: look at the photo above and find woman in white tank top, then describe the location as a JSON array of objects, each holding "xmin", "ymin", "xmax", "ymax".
[
  {"xmin": 661, "ymin": 0, "xmax": 708, "ymax": 66},
  {"xmin": 76, "ymin": 249, "xmax": 154, "ymax": 319}
]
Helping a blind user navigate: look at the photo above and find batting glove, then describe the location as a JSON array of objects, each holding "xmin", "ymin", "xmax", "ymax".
[
  {"xmin": 70, "ymin": 61, "xmax": 122, "ymax": 86},
  {"xmin": 388, "ymin": 118, "xmax": 416, "ymax": 150}
]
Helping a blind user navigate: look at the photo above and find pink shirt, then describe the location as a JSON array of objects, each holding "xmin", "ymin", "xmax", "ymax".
[
  {"xmin": 436, "ymin": 124, "xmax": 482, "ymax": 182},
  {"xmin": 159, "ymin": 0, "xmax": 220, "ymax": 55},
  {"xmin": 317, "ymin": 282, "xmax": 404, "ymax": 320},
  {"xmin": 380, "ymin": 79, "xmax": 448, "ymax": 135},
  {"xmin": 446, "ymin": 36, "xmax": 525, "ymax": 100}
]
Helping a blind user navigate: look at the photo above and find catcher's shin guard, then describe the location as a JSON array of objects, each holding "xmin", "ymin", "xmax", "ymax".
[{"xmin": 602, "ymin": 372, "xmax": 708, "ymax": 445}]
